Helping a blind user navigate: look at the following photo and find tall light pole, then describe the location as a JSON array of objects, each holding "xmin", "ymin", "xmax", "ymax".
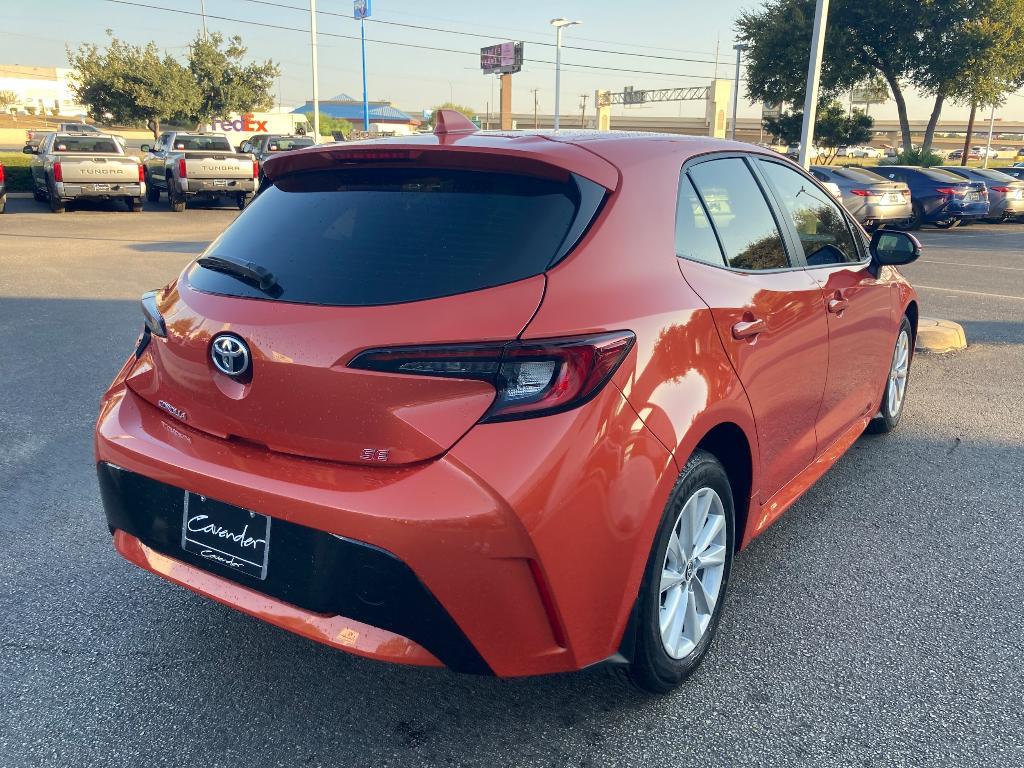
[
  {"xmin": 983, "ymin": 103, "xmax": 996, "ymax": 169},
  {"xmin": 797, "ymin": 0, "xmax": 830, "ymax": 168},
  {"xmin": 309, "ymin": 0, "xmax": 320, "ymax": 141},
  {"xmin": 199, "ymin": 0, "xmax": 208, "ymax": 39},
  {"xmin": 355, "ymin": 1, "xmax": 371, "ymax": 133},
  {"xmin": 550, "ymin": 18, "xmax": 581, "ymax": 130},
  {"xmin": 730, "ymin": 44, "xmax": 747, "ymax": 140}
]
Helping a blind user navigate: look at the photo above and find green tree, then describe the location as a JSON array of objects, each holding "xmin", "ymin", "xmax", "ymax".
[
  {"xmin": 304, "ymin": 113, "xmax": 354, "ymax": 138},
  {"xmin": 427, "ymin": 102, "xmax": 477, "ymax": 127},
  {"xmin": 0, "ymin": 90, "xmax": 17, "ymax": 110},
  {"xmin": 736, "ymin": 0, "xmax": 1024, "ymax": 154},
  {"xmin": 185, "ymin": 32, "xmax": 279, "ymax": 124},
  {"xmin": 67, "ymin": 33, "xmax": 198, "ymax": 138},
  {"xmin": 763, "ymin": 101, "xmax": 873, "ymax": 162}
]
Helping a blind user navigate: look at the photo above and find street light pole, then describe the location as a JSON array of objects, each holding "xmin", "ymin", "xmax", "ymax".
[
  {"xmin": 983, "ymin": 103, "xmax": 996, "ymax": 169},
  {"xmin": 550, "ymin": 18, "xmax": 581, "ymax": 130},
  {"xmin": 730, "ymin": 44, "xmax": 746, "ymax": 141},
  {"xmin": 309, "ymin": 0, "xmax": 320, "ymax": 142},
  {"xmin": 797, "ymin": 0, "xmax": 830, "ymax": 168},
  {"xmin": 199, "ymin": 0, "xmax": 208, "ymax": 39},
  {"xmin": 360, "ymin": 16, "xmax": 369, "ymax": 132}
]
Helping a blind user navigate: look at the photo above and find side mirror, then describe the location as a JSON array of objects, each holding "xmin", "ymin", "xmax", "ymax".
[
  {"xmin": 871, "ymin": 229, "xmax": 921, "ymax": 266},
  {"xmin": 22, "ymin": 145, "xmax": 35, "ymax": 154},
  {"xmin": 140, "ymin": 144, "xmax": 151, "ymax": 153},
  {"xmin": 239, "ymin": 142, "xmax": 251, "ymax": 153}
]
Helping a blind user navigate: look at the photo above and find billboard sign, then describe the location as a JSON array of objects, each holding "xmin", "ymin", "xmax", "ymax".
[
  {"xmin": 353, "ymin": 0, "xmax": 371, "ymax": 20},
  {"xmin": 480, "ymin": 42, "xmax": 523, "ymax": 75}
]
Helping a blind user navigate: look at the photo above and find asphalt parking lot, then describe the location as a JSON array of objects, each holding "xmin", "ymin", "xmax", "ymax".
[{"xmin": 1, "ymin": 199, "xmax": 1022, "ymax": 767}]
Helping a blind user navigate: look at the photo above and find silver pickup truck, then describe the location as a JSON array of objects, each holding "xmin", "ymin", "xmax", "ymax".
[
  {"xmin": 25, "ymin": 132, "xmax": 145, "ymax": 213},
  {"xmin": 141, "ymin": 132, "xmax": 257, "ymax": 212}
]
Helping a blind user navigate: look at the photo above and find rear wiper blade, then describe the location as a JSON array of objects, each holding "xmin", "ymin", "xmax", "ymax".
[{"xmin": 196, "ymin": 254, "xmax": 277, "ymax": 292}]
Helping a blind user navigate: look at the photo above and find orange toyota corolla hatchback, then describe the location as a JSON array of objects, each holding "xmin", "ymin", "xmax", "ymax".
[{"xmin": 96, "ymin": 112, "xmax": 920, "ymax": 692}]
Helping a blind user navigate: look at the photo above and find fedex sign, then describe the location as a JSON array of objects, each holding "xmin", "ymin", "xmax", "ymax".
[{"xmin": 210, "ymin": 113, "xmax": 269, "ymax": 133}]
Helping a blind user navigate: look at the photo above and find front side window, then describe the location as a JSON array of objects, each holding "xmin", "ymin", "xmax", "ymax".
[
  {"xmin": 688, "ymin": 157, "xmax": 790, "ymax": 271},
  {"xmin": 675, "ymin": 175, "xmax": 725, "ymax": 267},
  {"xmin": 758, "ymin": 160, "xmax": 860, "ymax": 267}
]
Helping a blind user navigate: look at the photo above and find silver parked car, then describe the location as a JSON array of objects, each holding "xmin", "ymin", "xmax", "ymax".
[
  {"xmin": 936, "ymin": 166, "xmax": 1024, "ymax": 223},
  {"xmin": 810, "ymin": 165, "xmax": 912, "ymax": 229}
]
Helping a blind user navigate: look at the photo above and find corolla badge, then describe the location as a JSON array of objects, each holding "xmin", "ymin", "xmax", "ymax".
[{"xmin": 210, "ymin": 334, "xmax": 251, "ymax": 377}]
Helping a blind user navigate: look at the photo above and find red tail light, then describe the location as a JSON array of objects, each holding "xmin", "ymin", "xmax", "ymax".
[
  {"xmin": 178, "ymin": 158, "xmax": 187, "ymax": 178},
  {"xmin": 0, "ymin": 164, "xmax": 5, "ymax": 183},
  {"xmin": 53, "ymin": 162, "xmax": 63, "ymax": 182},
  {"xmin": 252, "ymin": 159, "xmax": 259, "ymax": 179},
  {"xmin": 850, "ymin": 189, "xmax": 879, "ymax": 197},
  {"xmin": 991, "ymin": 186, "xmax": 1010, "ymax": 193},
  {"xmin": 137, "ymin": 163, "xmax": 145, "ymax": 183},
  {"xmin": 935, "ymin": 187, "xmax": 960, "ymax": 196},
  {"xmin": 350, "ymin": 331, "xmax": 636, "ymax": 422}
]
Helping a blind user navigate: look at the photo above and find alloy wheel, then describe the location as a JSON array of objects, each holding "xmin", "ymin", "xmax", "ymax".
[
  {"xmin": 659, "ymin": 487, "xmax": 727, "ymax": 659},
  {"xmin": 887, "ymin": 329, "xmax": 910, "ymax": 418}
]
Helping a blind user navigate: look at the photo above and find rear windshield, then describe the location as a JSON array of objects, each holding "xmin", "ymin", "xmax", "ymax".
[
  {"xmin": 53, "ymin": 137, "xmax": 121, "ymax": 153},
  {"xmin": 188, "ymin": 167, "xmax": 599, "ymax": 306},
  {"xmin": 914, "ymin": 167, "xmax": 970, "ymax": 182},
  {"xmin": 172, "ymin": 135, "xmax": 232, "ymax": 151},
  {"xmin": 833, "ymin": 167, "xmax": 889, "ymax": 183},
  {"xmin": 962, "ymin": 168, "xmax": 1017, "ymax": 182},
  {"xmin": 267, "ymin": 137, "xmax": 314, "ymax": 151}
]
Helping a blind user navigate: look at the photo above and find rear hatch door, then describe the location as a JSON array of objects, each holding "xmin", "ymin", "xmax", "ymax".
[{"xmin": 127, "ymin": 151, "xmax": 611, "ymax": 465}]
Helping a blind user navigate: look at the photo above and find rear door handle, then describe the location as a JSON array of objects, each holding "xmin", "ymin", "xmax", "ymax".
[
  {"xmin": 732, "ymin": 318, "xmax": 766, "ymax": 340},
  {"xmin": 827, "ymin": 297, "xmax": 849, "ymax": 314}
]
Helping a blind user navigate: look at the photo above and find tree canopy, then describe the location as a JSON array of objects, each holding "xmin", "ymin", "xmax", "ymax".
[
  {"xmin": 764, "ymin": 101, "xmax": 874, "ymax": 163},
  {"xmin": 67, "ymin": 33, "xmax": 198, "ymax": 138},
  {"xmin": 736, "ymin": 0, "xmax": 1024, "ymax": 155},
  {"xmin": 185, "ymin": 33, "xmax": 279, "ymax": 125},
  {"xmin": 428, "ymin": 102, "xmax": 477, "ymax": 127}
]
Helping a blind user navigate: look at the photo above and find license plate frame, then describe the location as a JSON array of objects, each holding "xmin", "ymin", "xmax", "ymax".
[{"xmin": 180, "ymin": 492, "xmax": 271, "ymax": 580}]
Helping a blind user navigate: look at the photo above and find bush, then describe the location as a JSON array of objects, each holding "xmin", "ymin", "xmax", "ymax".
[
  {"xmin": 0, "ymin": 152, "xmax": 35, "ymax": 192},
  {"xmin": 879, "ymin": 148, "xmax": 944, "ymax": 167}
]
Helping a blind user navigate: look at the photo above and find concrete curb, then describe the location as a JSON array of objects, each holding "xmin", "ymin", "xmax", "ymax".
[{"xmin": 916, "ymin": 317, "xmax": 967, "ymax": 354}]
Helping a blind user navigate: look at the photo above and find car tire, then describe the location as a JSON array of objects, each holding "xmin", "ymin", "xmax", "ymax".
[
  {"xmin": 625, "ymin": 449, "xmax": 735, "ymax": 694},
  {"xmin": 146, "ymin": 176, "xmax": 160, "ymax": 202},
  {"xmin": 237, "ymin": 192, "xmax": 254, "ymax": 210},
  {"xmin": 0, "ymin": 194, "xmax": 5, "ymax": 214},
  {"xmin": 49, "ymin": 185, "xmax": 65, "ymax": 214},
  {"xmin": 168, "ymin": 182, "xmax": 186, "ymax": 213},
  {"xmin": 130, "ymin": 197, "xmax": 144, "ymax": 213},
  {"xmin": 898, "ymin": 201, "xmax": 923, "ymax": 231},
  {"xmin": 33, "ymin": 189, "xmax": 46, "ymax": 203},
  {"xmin": 867, "ymin": 316, "xmax": 913, "ymax": 434},
  {"xmin": 934, "ymin": 218, "xmax": 959, "ymax": 229}
]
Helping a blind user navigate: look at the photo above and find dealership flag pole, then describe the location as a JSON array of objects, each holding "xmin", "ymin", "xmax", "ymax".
[
  {"xmin": 797, "ymin": 0, "xmax": 830, "ymax": 168},
  {"xmin": 309, "ymin": 0, "xmax": 320, "ymax": 141}
]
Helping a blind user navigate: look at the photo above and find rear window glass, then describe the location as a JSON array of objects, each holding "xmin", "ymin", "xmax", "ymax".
[
  {"xmin": 267, "ymin": 137, "xmax": 314, "ymax": 151},
  {"xmin": 962, "ymin": 168, "xmax": 1016, "ymax": 182},
  {"xmin": 916, "ymin": 168, "xmax": 969, "ymax": 182},
  {"xmin": 188, "ymin": 167, "xmax": 594, "ymax": 306},
  {"xmin": 53, "ymin": 137, "xmax": 121, "ymax": 153},
  {"xmin": 833, "ymin": 167, "xmax": 889, "ymax": 183},
  {"xmin": 172, "ymin": 135, "xmax": 232, "ymax": 151}
]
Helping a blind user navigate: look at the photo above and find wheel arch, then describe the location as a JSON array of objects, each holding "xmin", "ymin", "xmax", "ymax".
[
  {"xmin": 904, "ymin": 299, "xmax": 919, "ymax": 343},
  {"xmin": 693, "ymin": 422, "xmax": 754, "ymax": 551}
]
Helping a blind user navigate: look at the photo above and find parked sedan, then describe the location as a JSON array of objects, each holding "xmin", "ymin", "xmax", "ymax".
[
  {"xmin": 850, "ymin": 146, "xmax": 883, "ymax": 159},
  {"xmin": 936, "ymin": 166, "xmax": 1024, "ymax": 222},
  {"xmin": 877, "ymin": 166, "xmax": 989, "ymax": 228},
  {"xmin": 995, "ymin": 166, "xmax": 1024, "ymax": 182},
  {"xmin": 96, "ymin": 114, "xmax": 921, "ymax": 693},
  {"xmin": 811, "ymin": 165, "xmax": 912, "ymax": 228}
]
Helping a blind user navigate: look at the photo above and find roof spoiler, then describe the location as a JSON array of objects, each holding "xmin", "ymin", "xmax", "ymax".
[{"xmin": 433, "ymin": 109, "xmax": 478, "ymax": 136}]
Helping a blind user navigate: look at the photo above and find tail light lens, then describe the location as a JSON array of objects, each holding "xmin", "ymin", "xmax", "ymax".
[
  {"xmin": 137, "ymin": 163, "xmax": 145, "ymax": 182},
  {"xmin": 991, "ymin": 186, "xmax": 1010, "ymax": 193},
  {"xmin": 252, "ymin": 159, "xmax": 259, "ymax": 179},
  {"xmin": 350, "ymin": 331, "xmax": 635, "ymax": 422},
  {"xmin": 178, "ymin": 158, "xmax": 187, "ymax": 178},
  {"xmin": 53, "ymin": 162, "xmax": 63, "ymax": 182},
  {"xmin": 0, "ymin": 164, "xmax": 4, "ymax": 183},
  {"xmin": 935, "ymin": 187, "xmax": 958, "ymax": 195},
  {"xmin": 850, "ymin": 189, "xmax": 880, "ymax": 197}
]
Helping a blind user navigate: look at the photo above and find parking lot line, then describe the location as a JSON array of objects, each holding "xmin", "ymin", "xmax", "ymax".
[
  {"xmin": 913, "ymin": 284, "xmax": 1024, "ymax": 301},
  {"xmin": 918, "ymin": 259, "xmax": 1024, "ymax": 272}
]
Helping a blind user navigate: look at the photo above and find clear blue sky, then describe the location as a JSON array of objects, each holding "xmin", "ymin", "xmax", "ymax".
[{"xmin": 3, "ymin": 0, "xmax": 1023, "ymax": 122}]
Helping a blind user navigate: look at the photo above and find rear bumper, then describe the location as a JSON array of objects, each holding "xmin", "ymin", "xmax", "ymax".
[
  {"xmin": 179, "ymin": 178, "xmax": 256, "ymax": 195},
  {"xmin": 989, "ymin": 198, "xmax": 1024, "ymax": 218},
  {"xmin": 94, "ymin": 379, "xmax": 675, "ymax": 677},
  {"xmin": 56, "ymin": 181, "xmax": 144, "ymax": 199},
  {"xmin": 927, "ymin": 199, "xmax": 990, "ymax": 220},
  {"xmin": 849, "ymin": 200, "xmax": 912, "ymax": 224}
]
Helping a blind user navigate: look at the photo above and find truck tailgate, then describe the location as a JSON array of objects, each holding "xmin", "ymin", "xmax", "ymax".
[
  {"xmin": 57, "ymin": 155, "xmax": 140, "ymax": 184},
  {"xmin": 183, "ymin": 153, "xmax": 254, "ymax": 180}
]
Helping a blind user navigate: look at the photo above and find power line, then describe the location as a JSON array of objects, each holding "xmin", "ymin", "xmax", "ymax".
[{"xmin": 101, "ymin": 0, "xmax": 735, "ymax": 81}]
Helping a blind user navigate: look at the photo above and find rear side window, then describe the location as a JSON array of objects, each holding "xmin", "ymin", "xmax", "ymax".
[
  {"xmin": 758, "ymin": 160, "xmax": 860, "ymax": 266},
  {"xmin": 675, "ymin": 176, "xmax": 725, "ymax": 266},
  {"xmin": 688, "ymin": 158, "xmax": 790, "ymax": 271},
  {"xmin": 189, "ymin": 167, "xmax": 602, "ymax": 306}
]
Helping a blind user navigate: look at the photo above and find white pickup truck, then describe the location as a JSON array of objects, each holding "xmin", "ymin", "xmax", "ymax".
[
  {"xmin": 141, "ymin": 132, "xmax": 258, "ymax": 212},
  {"xmin": 26, "ymin": 132, "xmax": 145, "ymax": 213}
]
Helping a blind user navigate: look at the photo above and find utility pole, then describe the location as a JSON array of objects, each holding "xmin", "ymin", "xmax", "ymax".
[
  {"xmin": 983, "ymin": 103, "xmax": 996, "ymax": 169},
  {"xmin": 730, "ymin": 44, "xmax": 747, "ymax": 140},
  {"xmin": 532, "ymin": 88, "xmax": 539, "ymax": 128},
  {"xmin": 199, "ymin": 0, "xmax": 208, "ymax": 39},
  {"xmin": 551, "ymin": 18, "xmax": 581, "ymax": 130},
  {"xmin": 579, "ymin": 93, "xmax": 588, "ymax": 128},
  {"xmin": 797, "ymin": 0, "xmax": 830, "ymax": 168},
  {"xmin": 309, "ymin": 0, "xmax": 320, "ymax": 141}
]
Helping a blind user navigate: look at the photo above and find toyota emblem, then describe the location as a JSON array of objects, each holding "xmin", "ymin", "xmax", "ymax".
[{"xmin": 210, "ymin": 334, "xmax": 251, "ymax": 378}]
